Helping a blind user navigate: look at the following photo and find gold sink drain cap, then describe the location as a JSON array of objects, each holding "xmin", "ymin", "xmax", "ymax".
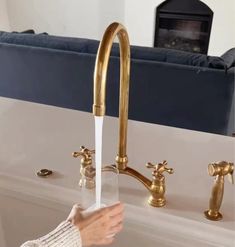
[{"xmin": 37, "ymin": 169, "xmax": 53, "ymax": 177}]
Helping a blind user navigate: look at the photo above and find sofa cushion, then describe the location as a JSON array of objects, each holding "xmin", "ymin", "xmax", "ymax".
[
  {"xmin": 0, "ymin": 30, "xmax": 229, "ymax": 70},
  {"xmin": 88, "ymin": 41, "xmax": 226, "ymax": 70},
  {"xmin": 0, "ymin": 31, "xmax": 88, "ymax": 53},
  {"xmin": 163, "ymin": 49, "xmax": 227, "ymax": 69},
  {"xmin": 207, "ymin": 56, "xmax": 227, "ymax": 70},
  {"xmin": 87, "ymin": 42, "xmax": 167, "ymax": 61},
  {"xmin": 129, "ymin": 46, "xmax": 227, "ymax": 69},
  {"xmin": 165, "ymin": 49, "xmax": 206, "ymax": 66},
  {"xmin": 130, "ymin": 46, "xmax": 166, "ymax": 62},
  {"xmin": 87, "ymin": 40, "xmax": 122, "ymax": 57},
  {"xmin": 86, "ymin": 39, "xmax": 100, "ymax": 54},
  {"xmin": 221, "ymin": 48, "xmax": 235, "ymax": 69}
]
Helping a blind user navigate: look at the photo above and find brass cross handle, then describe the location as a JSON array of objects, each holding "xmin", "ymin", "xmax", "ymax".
[
  {"xmin": 72, "ymin": 146, "xmax": 95, "ymax": 166},
  {"xmin": 146, "ymin": 160, "xmax": 174, "ymax": 178}
]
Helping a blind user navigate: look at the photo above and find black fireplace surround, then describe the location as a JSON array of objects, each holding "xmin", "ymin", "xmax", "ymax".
[{"xmin": 154, "ymin": 0, "xmax": 213, "ymax": 54}]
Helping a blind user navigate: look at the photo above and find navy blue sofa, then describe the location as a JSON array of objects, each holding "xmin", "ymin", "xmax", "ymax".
[{"xmin": 0, "ymin": 31, "xmax": 234, "ymax": 135}]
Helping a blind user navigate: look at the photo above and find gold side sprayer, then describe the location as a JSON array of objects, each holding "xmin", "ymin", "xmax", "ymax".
[
  {"xmin": 72, "ymin": 22, "xmax": 174, "ymax": 207},
  {"xmin": 204, "ymin": 161, "xmax": 234, "ymax": 221}
]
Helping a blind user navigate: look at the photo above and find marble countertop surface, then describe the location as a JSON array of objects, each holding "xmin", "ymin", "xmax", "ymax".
[{"xmin": 0, "ymin": 96, "xmax": 234, "ymax": 234}]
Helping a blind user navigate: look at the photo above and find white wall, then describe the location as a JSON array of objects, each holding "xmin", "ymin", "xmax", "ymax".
[
  {"xmin": 6, "ymin": 0, "xmax": 235, "ymax": 55},
  {"xmin": 6, "ymin": 0, "xmax": 124, "ymax": 39},
  {"xmin": 0, "ymin": 0, "xmax": 10, "ymax": 31},
  {"xmin": 124, "ymin": 0, "xmax": 161, "ymax": 49},
  {"xmin": 97, "ymin": 0, "xmax": 125, "ymax": 38},
  {"xmin": 7, "ymin": 0, "xmax": 99, "ymax": 39},
  {"xmin": 204, "ymin": 0, "xmax": 235, "ymax": 55},
  {"xmin": 124, "ymin": 0, "xmax": 235, "ymax": 56}
]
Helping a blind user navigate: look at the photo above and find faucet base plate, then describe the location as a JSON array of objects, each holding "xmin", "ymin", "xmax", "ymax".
[
  {"xmin": 148, "ymin": 196, "xmax": 166, "ymax": 207},
  {"xmin": 204, "ymin": 210, "xmax": 223, "ymax": 221}
]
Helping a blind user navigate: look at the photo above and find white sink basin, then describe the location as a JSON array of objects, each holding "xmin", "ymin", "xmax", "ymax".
[{"xmin": 0, "ymin": 173, "xmax": 233, "ymax": 247}]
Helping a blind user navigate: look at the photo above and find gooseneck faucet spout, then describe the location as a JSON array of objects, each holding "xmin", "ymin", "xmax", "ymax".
[
  {"xmin": 93, "ymin": 22, "xmax": 130, "ymax": 170},
  {"xmin": 82, "ymin": 22, "xmax": 174, "ymax": 207}
]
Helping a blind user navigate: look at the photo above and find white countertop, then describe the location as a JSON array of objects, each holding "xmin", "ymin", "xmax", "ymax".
[{"xmin": 0, "ymin": 97, "xmax": 234, "ymax": 234}]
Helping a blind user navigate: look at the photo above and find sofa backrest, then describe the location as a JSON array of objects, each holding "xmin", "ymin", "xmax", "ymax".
[
  {"xmin": 0, "ymin": 31, "xmax": 234, "ymax": 135},
  {"xmin": 0, "ymin": 41, "xmax": 234, "ymax": 135},
  {"xmin": 0, "ymin": 31, "xmax": 89, "ymax": 53},
  {"xmin": 0, "ymin": 31, "xmax": 234, "ymax": 70}
]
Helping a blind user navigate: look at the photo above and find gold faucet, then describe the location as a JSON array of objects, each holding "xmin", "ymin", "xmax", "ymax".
[
  {"xmin": 91, "ymin": 22, "xmax": 174, "ymax": 207},
  {"xmin": 204, "ymin": 161, "xmax": 234, "ymax": 221}
]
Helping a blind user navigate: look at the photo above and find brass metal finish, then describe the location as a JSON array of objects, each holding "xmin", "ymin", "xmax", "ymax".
[
  {"xmin": 80, "ymin": 165, "xmax": 96, "ymax": 189},
  {"xmin": 36, "ymin": 169, "xmax": 53, "ymax": 177},
  {"xmin": 114, "ymin": 161, "xmax": 173, "ymax": 207},
  {"xmin": 146, "ymin": 161, "xmax": 174, "ymax": 207},
  {"xmin": 204, "ymin": 161, "xmax": 234, "ymax": 221},
  {"xmin": 93, "ymin": 22, "xmax": 130, "ymax": 170},
  {"xmin": 73, "ymin": 146, "xmax": 95, "ymax": 167},
  {"xmin": 73, "ymin": 146, "xmax": 95, "ymax": 186},
  {"xmin": 113, "ymin": 161, "xmax": 173, "ymax": 207},
  {"xmin": 81, "ymin": 165, "xmax": 119, "ymax": 190},
  {"xmin": 92, "ymin": 22, "xmax": 174, "ymax": 207}
]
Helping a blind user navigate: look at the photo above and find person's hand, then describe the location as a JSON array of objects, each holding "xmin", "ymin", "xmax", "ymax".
[{"xmin": 67, "ymin": 202, "xmax": 124, "ymax": 246}]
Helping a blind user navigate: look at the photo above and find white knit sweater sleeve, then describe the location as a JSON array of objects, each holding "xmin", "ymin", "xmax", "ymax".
[{"xmin": 20, "ymin": 221, "xmax": 82, "ymax": 247}]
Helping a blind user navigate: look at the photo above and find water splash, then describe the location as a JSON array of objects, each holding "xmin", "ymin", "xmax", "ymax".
[{"xmin": 95, "ymin": 116, "xmax": 104, "ymax": 209}]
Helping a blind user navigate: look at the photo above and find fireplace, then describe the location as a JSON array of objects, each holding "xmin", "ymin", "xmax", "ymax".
[{"xmin": 154, "ymin": 0, "xmax": 213, "ymax": 54}]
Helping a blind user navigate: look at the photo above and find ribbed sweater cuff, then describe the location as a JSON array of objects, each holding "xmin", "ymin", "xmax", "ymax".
[{"xmin": 38, "ymin": 221, "xmax": 82, "ymax": 247}]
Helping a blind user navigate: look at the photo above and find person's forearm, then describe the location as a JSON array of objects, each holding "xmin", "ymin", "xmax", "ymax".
[{"xmin": 21, "ymin": 221, "xmax": 82, "ymax": 247}]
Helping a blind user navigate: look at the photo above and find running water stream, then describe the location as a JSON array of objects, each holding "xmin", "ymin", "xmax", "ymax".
[{"xmin": 95, "ymin": 116, "xmax": 104, "ymax": 209}]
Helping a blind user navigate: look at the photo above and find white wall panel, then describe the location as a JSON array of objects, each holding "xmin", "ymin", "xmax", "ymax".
[{"xmin": 0, "ymin": 0, "xmax": 10, "ymax": 31}]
